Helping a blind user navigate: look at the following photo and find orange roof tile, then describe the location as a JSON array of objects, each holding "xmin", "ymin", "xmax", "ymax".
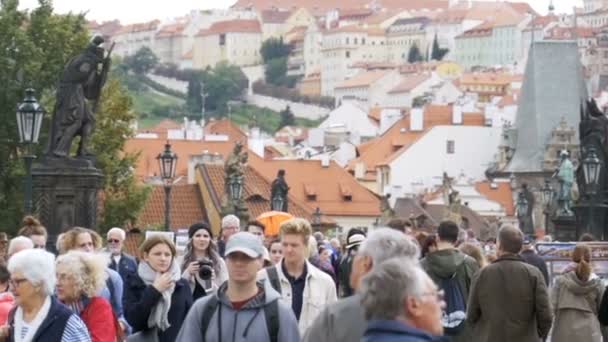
[
  {"xmin": 248, "ymin": 155, "xmax": 381, "ymax": 217},
  {"xmin": 335, "ymin": 70, "xmax": 391, "ymax": 89},
  {"xmin": 368, "ymin": 107, "xmax": 382, "ymax": 122},
  {"xmin": 475, "ymin": 181, "xmax": 514, "ymax": 216},
  {"xmin": 182, "ymin": 49, "xmax": 194, "ymax": 60},
  {"xmin": 199, "ymin": 164, "xmax": 317, "ymax": 221},
  {"xmin": 204, "ymin": 119, "xmax": 248, "ymax": 142},
  {"xmin": 260, "ymin": 9, "xmax": 292, "ymax": 23},
  {"xmin": 388, "ymin": 74, "xmax": 431, "ymax": 94},
  {"xmin": 231, "ymin": 0, "xmax": 446, "ymax": 15},
  {"xmin": 197, "ymin": 19, "xmax": 261, "ymax": 36},
  {"xmin": 156, "ymin": 22, "xmax": 188, "ymax": 38},
  {"xmin": 339, "ymin": 8, "xmax": 374, "ymax": 19},
  {"xmin": 124, "ymin": 138, "xmax": 239, "ymax": 179},
  {"xmin": 460, "ymin": 73, "xmax": 517, "ymax": 86},
  {"xmin": 149, "ymin": 119, "xmax": 182, "ymax": 132},
  {"xmin": 137, "ymin": 184, "xmax": 206, "ymax": 230},
  {"xmin": 116, "ymin": 20, "xmax": 160, "ymax": 35}
]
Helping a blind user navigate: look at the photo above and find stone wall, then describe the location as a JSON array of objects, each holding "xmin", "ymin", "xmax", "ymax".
[{"xmin": 245, "ymin": 93, "xmax": 329, "ymax": 120}]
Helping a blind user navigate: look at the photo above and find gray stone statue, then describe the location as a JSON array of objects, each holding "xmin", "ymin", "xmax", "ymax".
[
  {"xmin": 46, "ymin": 36, "xmax": 113, "ymax": 158},
  {"xmin": 271, "ymin": 169, "xmax": 289, "ymax": 212},
  {"xmin": 556, "ymin": 150, "xmax": 574, "ymax": 216}
]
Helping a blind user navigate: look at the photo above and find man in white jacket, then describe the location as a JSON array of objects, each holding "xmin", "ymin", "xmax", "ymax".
[{"xmin": 258, "ymin": 218, "xmax": 337, "ymax": 334}]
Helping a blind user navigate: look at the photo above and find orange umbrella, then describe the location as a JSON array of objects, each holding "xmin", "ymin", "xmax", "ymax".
[{"xmin": 256, "ymin": 211, "xmax": 294, "ymax": 236}]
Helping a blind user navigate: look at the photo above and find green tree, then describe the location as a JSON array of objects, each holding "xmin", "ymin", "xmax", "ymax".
[
  {"xmin": 431, "ymin": 34, "xmax": 449, "ymax": 61},
  {"xmin": 260, "ymin": 37, "xmax": 291, "ymax": 63},
  {"xmin": 125, "ymin": 46, "xmax": 159, "ymax": 75},
  {"xmin": 278, "ymin": 105, "xmax": 295, "ymax": 129},
  {"xmin": 204, "ymin": 62, "xmax": 248, "ymax": 115},
  {"xmin": 265, "ymin": 57, "xmax": 288, "ymax": 86},
  {"xmin": 0, "ymin": 0, "xmax": 89, "ymax": 234},
  {"xmin": 407, "ymin": 43, "xmax": 423, "ymax": 63},
  {"xmin": 91, "ymin": 78, "xmax": 150, "ymax": 231},
  {"xmin": 186, "ymin": 76, "xmax": 203, "ymax": 116}
]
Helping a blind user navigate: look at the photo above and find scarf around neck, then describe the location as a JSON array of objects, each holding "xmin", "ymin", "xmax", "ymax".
[{"xmin": 137, "ymin": 259, "xmax": 182, "ymax": 331}]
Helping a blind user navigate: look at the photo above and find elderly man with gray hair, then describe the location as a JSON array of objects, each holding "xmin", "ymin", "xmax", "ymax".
[
  {"xmin": 218, "ymin": 215, "xmax": 240, "ymax": 258},
  {"xmin": 105, "ymin": 227, "xmax": 138, "ymax": 281},
  {"xmin": 302, "ymin": 228, "xmax": 420, "ymax": 342},
  {"xmin": 360, "ymin": 258, "xmax": 445, "ymax": 341},
  {"xmin": 7, "ymin": 236, "xmax": 34, "ymax": 260}
]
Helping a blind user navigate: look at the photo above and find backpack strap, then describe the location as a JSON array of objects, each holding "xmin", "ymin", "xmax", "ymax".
[
  {"xmin": 266, "ymin": 266, "xmax": 282, "ymax": 295},
  {"xmin": 200, "ymin": 296, "xmax": 220, "ymax": 342},
  {"xmin": 264, "ymin": 300, "xmax": 280, "ymax": 342}
]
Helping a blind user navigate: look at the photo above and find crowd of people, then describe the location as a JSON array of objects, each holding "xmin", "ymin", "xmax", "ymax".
[{"xmin": 1, "ymin": 215, "xmax": 608, "ymax": 341}]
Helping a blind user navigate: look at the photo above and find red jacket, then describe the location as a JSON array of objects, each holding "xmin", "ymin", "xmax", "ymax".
[
  {"xmin": 80, "ymin": 297, "xmax": 118, "ymax": 342},
  {"xmin": 0, "ymin": 292, "xmax": 14, "ymax": 325}
]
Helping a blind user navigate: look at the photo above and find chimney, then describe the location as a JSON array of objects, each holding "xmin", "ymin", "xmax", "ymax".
[
  {"xmin": 452, "ymin": 104, "xmax": 463, "ymax": 124},
  {"xmin": 321, "ymin": 155, "xmax": 330, "ymax": 167},
  {"xmin": 410, "ymin": 108, "xmax": 424, "ymax": 131}
]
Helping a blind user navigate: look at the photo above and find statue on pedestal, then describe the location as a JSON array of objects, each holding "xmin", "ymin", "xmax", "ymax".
[
  {"xmin": 556, "ymin": 150, "xmax": 574, "ymax": 216},
  {"xmin": 271, "ymin": 169, "xmax": 289, "ymax": 212},
  {"xmin": 46, "ymin": 36, "xmax": 113, "ymax": 159},
  {"xmin": 221, "ymin": 142, "xmax": 249, "ymax": 223}
]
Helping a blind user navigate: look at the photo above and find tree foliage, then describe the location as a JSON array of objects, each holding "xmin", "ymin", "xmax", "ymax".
[
  {"xmin": 260, "ymin": 37, "xmax": 291, "ymax": 63},
  {"xmin": 0, "ymin": 0, "xmax": 89, "ymax": 233},
  {"xmin": 431, "ymin": 34, "xmax": 449, "ymax": 61},
  {"xmin": 278, "ymin": 105, "xmax": 295, "ymax": 130},
  {"xmin": 186, "ymin": 76, "xmax": 203, "ymax": 117},
  {"xmin": 91, "ymin": 78, "xmax": 150, "ymax": 231},
  {"xmin": 124, "ymin": 46, "xmax": 159, "ymax": 75},
  {"xmin": 201, "ymin": 61, "xmax": 248, "ymax": 116},
  {"xmin": 407, "ymin": 43, "xmax": 424, "ymax": 63},
  {"xmin": 265, "ymin": 57, "xmax": 288, "ymax": 86}
]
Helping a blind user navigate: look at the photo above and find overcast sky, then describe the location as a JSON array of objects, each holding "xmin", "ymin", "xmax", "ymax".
[{"xmin": 18, "ymin": 0, "xmax": 582, "ymax": 24}]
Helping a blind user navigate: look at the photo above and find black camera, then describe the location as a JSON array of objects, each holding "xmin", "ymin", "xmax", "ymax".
[{"xmin": 198, "ymin": 259, "xmax": 214, "ymax": 280}]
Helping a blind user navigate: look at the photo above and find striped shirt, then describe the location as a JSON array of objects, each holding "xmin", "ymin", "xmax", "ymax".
[{"xmin": 61, "ymin": 315, "xmax": 91, "ymax": 342}]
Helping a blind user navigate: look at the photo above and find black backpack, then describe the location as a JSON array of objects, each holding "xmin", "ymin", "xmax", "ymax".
[
  {"xmin": 266, "ymin": 266, "xmax": 282, "ymax": 295},
  {"xmin": 439, "ymin": 271, "xmax": 467, "ymax": 335},
  {"xmin": 200, "ymin": 295, "xmax": 279, "ymax": 342}
]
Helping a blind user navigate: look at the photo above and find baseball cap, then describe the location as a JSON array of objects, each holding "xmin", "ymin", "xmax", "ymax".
[
  {"xmin": 346, "ymin": 233, "xmax": 365, "ymax": 249},
  {"xmin": 225, "ymin": 232, "xmax": 264, "ymax": 258}
]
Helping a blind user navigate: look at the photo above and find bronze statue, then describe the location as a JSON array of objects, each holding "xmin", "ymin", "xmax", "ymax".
[
  {"xmin": 271, "ymin": 169, "xmax": 289, "ymax": 212},
  {"xmin": 224, "ymin": 141, "xmax": 247, "ymax": 200},
  {"xmin": 46, "ymin": 36, "xmax": 113, "ymax": 158}
]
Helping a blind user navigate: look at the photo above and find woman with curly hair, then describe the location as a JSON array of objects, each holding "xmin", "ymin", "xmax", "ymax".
[
  {"xmin": 180, "ymin": 222, "xmax": 228, "ymax": 301},
  {"xmin": 55, "ymin": 251, "xmax": 119, "ymax": 342}
]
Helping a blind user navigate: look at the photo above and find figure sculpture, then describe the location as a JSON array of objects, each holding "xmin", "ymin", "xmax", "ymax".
[
  {"xmin": 556, "ymin": 150, "xmax": 574, "ymax": 216},
  {"xmin": 271, "ymin": 169, "xmax": 289, "ymax": 212},
  {"xmin": 46, "ymin": 36, "xmax": 113, "ymax": 158}
]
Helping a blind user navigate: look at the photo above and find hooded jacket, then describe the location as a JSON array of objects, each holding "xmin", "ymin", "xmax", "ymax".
[
  {"xmin": 421, "ymin": 249, "xmax": 479, "ymax": 342},
  {"xmin": 551, "ymin": 271, "xmax": 604, "ymax": 342},
  {"xmin": 175, "ymin": 280, "xmax": 300, "ymax": 342}
]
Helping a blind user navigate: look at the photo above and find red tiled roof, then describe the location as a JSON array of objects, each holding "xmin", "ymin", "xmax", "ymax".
[
  {"xmin": 204, "ymin": 119, "xmax": 248, "ymax": 142},
  {"xmin": 231, "ymin": 0, "xmax": 446, "ymax": 15},
  {"xmin": 475, "ymin": 181, "xmax": 514, "ymax": 216},
  {"xmin": 388, "ymin": 74, "xmax": 431, "ymax": 94},
  {"xmin": 197, "ymin": 19, "xmax": 261, "ymax": 36},
  {"xmin": 335, "ymin": 70, "xmax": 391, "ymax": 89},
  {"xmin": 260, "ymin": 9, "xmax": 292, "ymax": 23},
  {"xmin": 115, "ymin": 20, "xmax": 160, "ymax": 35},
  {"xmin": 137, "ymin": 184, "xmax": 206, "ymax": 231},
  {"xmin": 199, "ymin": 164, "xmax": 317, "ymax": 221},
  {"xmin": 460, "ymin": 72, "xmax": 518, "ymax": 86},
  {"xmin": 156, "ymin": 22, "xmax": 188, "ymax": 38},
  {"xmin": 248, "ymin": 154, "xmax": 381, "ymax": 217}
]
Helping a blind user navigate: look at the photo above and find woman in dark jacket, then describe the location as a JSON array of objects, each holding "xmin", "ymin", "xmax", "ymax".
[{"xmin": 123, "ymin": 236, "xmax": 192, "ymax": 342}]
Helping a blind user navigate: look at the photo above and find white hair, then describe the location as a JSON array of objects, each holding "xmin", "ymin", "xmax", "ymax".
[
  {"xmin": 358, "ymin": 228, "xmax": 420, "ymax": 265},
  {"xmin": 222, "ymin": 215, "xmax": 240, "ymax": 228},
  {"xmin": 107, "ymin": 227, "xmax": 126, "ymax": 240},
  {"xmin": 56, "ymin": 251, "xmax": 108, "ymax": 297},
  {"xmin": 8, "ymin": 249, "xmax": 56, "ymax": 296},
  {"xmin": 8, "ymin": 236, "xmax": 34, "ymax": 256},
  {"xmin": 360, "ymin": 258, "xmax": 429, "ymax": 320}
]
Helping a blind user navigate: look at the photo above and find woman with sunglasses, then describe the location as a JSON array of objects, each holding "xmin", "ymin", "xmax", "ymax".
[
  {"xmin": 180, "ymin": 222, "xmax": 228, "ymax": 301},
  {"xmin": 0, "ymin": 249, "xmax": 91, "ymax": 341}
]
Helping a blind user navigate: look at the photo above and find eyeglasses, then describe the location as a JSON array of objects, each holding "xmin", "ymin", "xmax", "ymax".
[
  {"xmin": 107, "ymin": 239, "xmax": 121, "ymax": 244},
  {"xmin": 9, "ymin": 278, "xmax": 28, "ymax": 288},
  {"xmin": 420, "ymin": 289, "xmax": 445, "ymax": 302}
]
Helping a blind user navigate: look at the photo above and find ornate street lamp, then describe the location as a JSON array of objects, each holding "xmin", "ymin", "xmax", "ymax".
[
  {"xmin": 16, "ymin": 88, "xmax": 46, "ymax": 214},
  {"xmin": 312, "ymin": 207, "xmax": 322, "ymax": 230},
  {"xmin": 516, "ymin": 191, "xmax": 529, "ymax": 232},
  {"xmin": 541, "ymin": 179, "xmax": 554, "ymax": 234},
  {"xmin": 582, "ymin": 147, "xmax": 602, "ymax": 236},
  {"xmin": 157, "ymin": 142, "xmax": 177, "ymax": 231},
  {"xmin": 229, "ymin": 177, "xmax": 243, "ymax": 201}
]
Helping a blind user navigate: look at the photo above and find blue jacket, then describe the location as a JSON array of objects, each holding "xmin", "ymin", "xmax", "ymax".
[
  {"xmin": 362, "ymin": 320, "xmax": 447, "ymax": 342},
  {"xmin": 8, "ymin": 296, "xmax": 91, "ymax": 342},
  {"xmin": 109, "ymin": 252, "xmax": 138, "ymax": 281},
  {"xmin": 123, "ymin": 272, "xmax": 192, "ymax": 342}
]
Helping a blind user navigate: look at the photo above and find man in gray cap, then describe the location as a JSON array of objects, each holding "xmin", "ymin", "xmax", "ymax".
[{"xmin": 176, "ymin": 232, "xmax": 299, "ymax": 342}]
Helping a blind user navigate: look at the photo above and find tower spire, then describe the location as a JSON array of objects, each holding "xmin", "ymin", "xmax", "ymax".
[{"xmin": 548, "ymin": 0, "xmax": 555, "ymax": 14}]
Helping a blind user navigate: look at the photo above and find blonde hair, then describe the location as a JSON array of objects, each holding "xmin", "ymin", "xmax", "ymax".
[
  {"xmin": 56, "ymin": 251, "xmax": 108, "ymax": 298},
  {"xmin": 572, "ymin": 244, "xmax": 592, "ymax": 281},
  {"xmin": 459, "ymin": 242, "xmax": 488, "ymax": 268},
  {"xmin": 280, "ymin": 218, "xmax": 312, "ymax": 244},
  {"xmin": 59, "ymin": 227, "xmax": 103, "ymax": 254}
]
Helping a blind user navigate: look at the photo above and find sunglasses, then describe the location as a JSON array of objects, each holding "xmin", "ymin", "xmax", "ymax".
[{"xmin": 107, "ymin": 239, "xmax": 120, "ymax": 244}]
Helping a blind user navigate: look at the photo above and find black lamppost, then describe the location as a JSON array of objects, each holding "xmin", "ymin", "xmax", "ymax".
[
  {"xmin": 157, "ymin": 142, "xmax": 177, "ymax": 231},
  {"xmin": 16, "ymin": 88, "xmax": 46, "ymax": 214},
  {"xmin": 312, "ymin": 207, "xmax": 322, "ymax": 231},
  {"xmin": 582, "ymin": 147, "xmax": 602, "ymax": 235},
  {"xmin": 541, "ymin": 179, "xmax": 554, "ymax": 235},
  {"xmin": 516, "ymin": 191, "xmax": 529, "ymax": 233}
]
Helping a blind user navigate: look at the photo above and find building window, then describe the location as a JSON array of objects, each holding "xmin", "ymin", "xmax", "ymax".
[
  {"xmin": 446, "ymin": 140, "xmax": 455, "ymax": 154},
  {"xmin": 346, "ymin": 37, "xmax": 349, "ymax": 44},
  {"xmin": 354, "ymin": 37, "xmax": 358, "ymax": 44},
  {"xmin": 362, "ymin": 38, "xmax": 366, "ymax": 44},
  {"xmin": 346, "ymin": 51, "xmax": 350, "ymax": 58},
  {"xmin": 219, "ymin": 34, "xmax": 226, "ymax": 46}
]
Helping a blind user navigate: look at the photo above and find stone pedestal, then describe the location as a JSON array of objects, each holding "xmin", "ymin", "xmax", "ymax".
[
  {"xmin": 32, "ymin": 157, "xmax": 103, "ymax": 250},
  {"xmin": 552, "ymin": 215, "xmax": 577, "ymax": 242}
]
